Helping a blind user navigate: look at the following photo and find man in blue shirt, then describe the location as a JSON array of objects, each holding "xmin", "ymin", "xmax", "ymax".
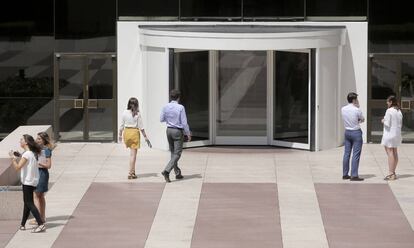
[{"xmin": 160, "ymin": 89, "xmax": 191, "ymax": 183}]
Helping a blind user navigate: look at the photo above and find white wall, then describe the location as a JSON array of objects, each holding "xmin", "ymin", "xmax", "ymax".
[{"xmin": 117, "ymin": 21, "xmax": 368, "ymax": 151}]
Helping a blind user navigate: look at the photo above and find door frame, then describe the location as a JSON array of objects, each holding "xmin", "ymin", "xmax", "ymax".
[{"xmin": 54, "ymin": 52, "xmax": 117, "ymax": 142}]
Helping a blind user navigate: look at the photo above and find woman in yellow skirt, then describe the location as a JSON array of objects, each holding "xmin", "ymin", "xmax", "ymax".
[{"xmin": 119, "ymin": 97, "xmax": 151, "ymax": 179}]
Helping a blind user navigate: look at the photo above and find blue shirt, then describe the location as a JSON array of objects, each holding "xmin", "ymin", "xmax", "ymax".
[{"xmin": 160, "ymin": 101, "xmax": 191, "ymax": 135}]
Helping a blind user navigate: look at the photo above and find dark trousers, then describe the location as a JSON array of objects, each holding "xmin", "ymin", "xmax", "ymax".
[
  {"xmin": 343, "ymin": 129, "xmax": 363, "ymax": 177},
  {"xmin": 164, "ymin": 128, "xmax": 184, "ymax": 174},
  {"xmin": 21, "ymin": 185, "xmax": 43, "ymax": 226}
]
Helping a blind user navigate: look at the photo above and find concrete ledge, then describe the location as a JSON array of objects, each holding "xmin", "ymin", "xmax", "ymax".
[{"xmin": 0, "ymin": 125, "xmax": 52, "ymax": 186}]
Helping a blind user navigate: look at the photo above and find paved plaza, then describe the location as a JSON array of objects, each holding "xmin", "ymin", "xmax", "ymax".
[{"xmin": 1, "ymin": 143, "xmax": 414, "ymax": 248}]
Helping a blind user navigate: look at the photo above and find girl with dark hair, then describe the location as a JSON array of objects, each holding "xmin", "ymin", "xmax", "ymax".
[
  {"xmin": 28, "ymin": 132, "xmax": 55, "ymax": 225},
  {"xmin": 9, "ymin": 134, "xmax": 46, "ymax": 233},
  {"xmin": 119, "ymin": 97, "xmax": 151, "ymax": 179},
  {"xmin": 381, "ymin": 95, "xmax": 403, "ymax": 180}
]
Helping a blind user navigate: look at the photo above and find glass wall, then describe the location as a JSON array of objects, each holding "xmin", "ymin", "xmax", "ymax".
[
  {"xmin": 118, "ymin": 0, "xmax": 179, "ymax": 18},
  {"xmin": 307, "ymin": 0, "xmax": 367, "ymax": 17},
  {"xmin": 0, "ymin": 0, "xmax": 54, "ymax": 139},
  {"xmin": 369, "ymin": 0, "xmax": 414, "ymax": 53},
  {"xmin": 243, "ymin": 0, "xmax": 304, "ymax": 19},
  {"xmin": 181, "ymin": 0, "xmax": 242, "ymax": 20},
  {"xmin": 369, "ymin": 56, "xmax": 414, "ymax": 143}
]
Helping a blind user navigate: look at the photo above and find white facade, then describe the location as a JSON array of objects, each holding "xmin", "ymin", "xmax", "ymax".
[{"xmin": 117, "ymin": 21, "xmax": 368, "ymax": 151}]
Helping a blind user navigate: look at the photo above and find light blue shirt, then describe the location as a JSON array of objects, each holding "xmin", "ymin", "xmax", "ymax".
[{"xmin": 160, "ymin": 101, "xmax": 191, "ymax": 135}]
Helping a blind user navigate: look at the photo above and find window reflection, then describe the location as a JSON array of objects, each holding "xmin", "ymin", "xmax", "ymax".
[{"xmin": 371, "ymin": 59, "xmax": 397, "ymax": 99}]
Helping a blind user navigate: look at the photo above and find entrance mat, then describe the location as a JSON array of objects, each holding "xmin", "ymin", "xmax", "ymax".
[
  {"xmin": 191, "ymin": 183, "xmax": 282, "ymax": 248},
  {"xmin": 315, "ymin": 184, "xmax": 414, "ymax": 248},
  {"xmin": 53, "ymin": 182, "xmax": 165, "ymax": 248}
]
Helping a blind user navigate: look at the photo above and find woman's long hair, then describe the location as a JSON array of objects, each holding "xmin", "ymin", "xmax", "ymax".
[
  {"xmin": 127, "ymin": 97, "xmax": 139, "ymax": 117},
  {"xmin": 23, "ymin": 134, "xmax": 42, "ymax": 159},
  {"xmin": 387, "ymin": 95, "xmax": 400, "ymax": 110},
  {"xmin": 37, "ymin": 132, "xmax": 56, "ymax": 150}
]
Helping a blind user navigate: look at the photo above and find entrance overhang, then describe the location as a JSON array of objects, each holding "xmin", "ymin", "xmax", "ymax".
[{"xmin": 139, "ymin": 25, "xmax": 346, "ymax": 50}]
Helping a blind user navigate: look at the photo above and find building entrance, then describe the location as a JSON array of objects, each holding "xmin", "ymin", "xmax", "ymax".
[
  {"xmin": 172, "ymin": 49, "xmax": 314, "ymax": 150},
  {"xmin": 54, "ymin": 53, "xmax": 117, "ymax": 142}
]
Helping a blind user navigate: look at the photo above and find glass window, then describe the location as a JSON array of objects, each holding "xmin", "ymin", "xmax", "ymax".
[
  {"xmin": 55, "ymin": 0, "xmax": 116, "ymax": 39},
  {"xmin": 243, "ymin": 0, "xmax": 304, "ymax": 18},
  {"xmin": 181, "ymin": 0, "xmax": 241, "ymax": 19},
  {"xmin": 118, "ymin": 0, "xmax": 179, "ymax": 17},
  {"xmin": 371, "ymin": 59, "xmax": 397, "ymax": 100},
  {"xmin": 0, "ymin": 0, "xmax": 53, "ymax": 36},
  {"xmin": 369, "ymin": 0, "xmax": 414, "ymax": 53},
  {"xmin": 306, "ymin": 0, "xmax": 367, "ymax": 16}
]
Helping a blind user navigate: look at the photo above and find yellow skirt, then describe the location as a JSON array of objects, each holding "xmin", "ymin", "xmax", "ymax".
[{"xmin": 123, "ymin": 128, "xmax": 140, "ymax": 149}]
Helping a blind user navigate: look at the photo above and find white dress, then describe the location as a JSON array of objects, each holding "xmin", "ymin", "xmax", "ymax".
[{"xmin": 381, "ymin": 108, "xmax": 403, "ymax": 148}]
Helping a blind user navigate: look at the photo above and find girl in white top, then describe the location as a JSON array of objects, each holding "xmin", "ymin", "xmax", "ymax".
[
  {"xmin": 9, "ymin": 134, "xmax": 46, "ymax": 233},
  {"xmin": 119, "ymin": 97, "xmax": 151, "ymax": 179},
  {"xmin": 381, "ymin": 95, "xmax": 403, "ymax": 180}
]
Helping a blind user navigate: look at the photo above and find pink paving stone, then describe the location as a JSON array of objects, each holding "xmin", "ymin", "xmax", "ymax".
[
  {"xmin": 52, "ymin": 182, "xmax": 164, "ymax": 248},
  {"xmin": 315, "ymin": 183, "xmax": 414, "ymax": 248},
  {"xmin": 0, "ymin": 220, "xmax": 18, "ymax": 247},
  {"xmin": 191, "ymin": 183, "xmax": 282, "ymax": 248}
]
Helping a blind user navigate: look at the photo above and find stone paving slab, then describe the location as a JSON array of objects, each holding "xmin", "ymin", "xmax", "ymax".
[
  {"xmin": 52, "ymin": 182, "xmax": 165, "ymax": 248},
  {"xmin": 315, "ymin": 183, "xmax": 414, "ymax": 248},
  {"xmin": 191, "ymin": 183, "xmax": 282, "ymax": 248},
  {"xmin": 0, "ymin": 221, "xmax": 17, "ymax": 248}
]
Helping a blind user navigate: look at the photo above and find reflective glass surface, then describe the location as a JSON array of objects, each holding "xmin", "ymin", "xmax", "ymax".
[
  {"xmin": 243, "ymin": 0, "xmax": 304, "ymax": 18},
  {"xmin": 88, "ymin": 57, "xmax": 114, "ymax": 99},
  {"xmin": 174, "ymin": 51, "xmax": 209, "ymax": 142},
  {"xmin": 217, "ymin": 51, "xmax": 267, "ymax": 136},
  {"xmin": 58, "ymin": 57, "xmax": 85, "ymax": 100},
  {"xmin": 401, "ymin": 59, "xmax": 414, "ymax": 142},
  {"xmin": 274, "ymin": 51, "xmax": 309, "ymax": 144},
  {"xmin": 55, "ymin": 0, "xmax": 116, "ymax": 52},
  {"xmin": 0, "ymin": 1, "xmax": 54, "ymax": 139},
  {"xmin": 181, "ymin": 0, "xmax": 242, "ymax": 18},
  {"xmin": 369, "ymin": 1, "xmax": 414, "ymax": 53},
  {"xmin": 88, "ymin": 106, "xmax": 114, "ymax": 141},
  {"xmin": 118, "ymin": 0, "xmax": 179, "ymax": 17},
  {"xmin": 307, "ymin": 0, "xmax": 367, "ymax": 16},
  {"xmin": 371, "ymin": 59, "xmax": 397, "ymax": 99}
]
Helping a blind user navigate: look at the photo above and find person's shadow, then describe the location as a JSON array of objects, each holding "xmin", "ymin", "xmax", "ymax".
[
  {"xmin": 359, "ymin": 174, "xmax": 376, "ymax": 179},
  {"xmin": 396, "ymin": 174, "xmax": 414, "ymax": 179},
  {"xmin": 136, "ymin": 173, "xmax": 158, "ymax": 178},
  {"xmin": 174, "ymin": 174, "xmax": 202, "ymax": 182},
  {"xmin": 45, "ymin": 215, "xmax": 74, "ymax": 229}
]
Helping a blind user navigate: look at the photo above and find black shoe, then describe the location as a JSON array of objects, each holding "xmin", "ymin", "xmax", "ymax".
[
  {"xmin": 161, "ymin": 171, "xmax": 171, "ymax": 183},
  {"xmin": 342, "ymin": 175, "xmax": 351, "ymax": 180},
  {"xmin": 176, "ymin": 174, "xmax": 184, "ymax": 180},
  {"xmin": 350, "ymin": 177, "xmax": 364, "ymax": 181}
]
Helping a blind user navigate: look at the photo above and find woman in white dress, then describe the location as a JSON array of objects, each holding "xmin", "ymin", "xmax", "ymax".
[{"xmin": 381, "ymin": 95, "xmax": 403, "ymax": 180}]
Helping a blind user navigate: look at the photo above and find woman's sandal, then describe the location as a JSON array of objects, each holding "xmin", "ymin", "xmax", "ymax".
[
  {"xmin": 19, "ymin": 225, "xmax": 26, "ymax": 231},
  {"xmin": 384, "ymin": 173, "xmax": 397, "ymax": 181},
  {"xmin": 31, "ymin": 224, "xmax": 46, "ymax": 233},
  {"xmin": 128, "ymin": 173, "xmax": 138, "ymax": 179}
]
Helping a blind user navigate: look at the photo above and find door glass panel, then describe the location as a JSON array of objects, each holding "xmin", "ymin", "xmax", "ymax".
[
  {"xmin": 401, "ymin": 59, "xmax": 414, "ymax": 142},
  {"xmin": 59, "ymin": 107, "xmax": 84, "ymax": 141},
  {"xmin": 58, "ymin": 57, "xmax": 85, "ymax": 141},
  {"xmin": 87, "ymin": 57, "xmax": 114, "ymax": 141},
  {"xmin": 274, "ymin": 51, "xmax": 309, "ymax": 144},
  {"xmin": 174, "ymin": 51, "xmax": 209, "ymax": 142},
  {"xmin": 88, "ymin": 57, "xmax": 113, "ymax": 99},
  {"xmin": 58, "ymin": 57, "xmax": 84, "ymax": 100},
  {"xmin": 217, "ymin": 51, "xmax": 267, "ymax": 137},
  {"xmin": 88, "ymin": 104, "xmax": 114, "ymax": 141}
]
